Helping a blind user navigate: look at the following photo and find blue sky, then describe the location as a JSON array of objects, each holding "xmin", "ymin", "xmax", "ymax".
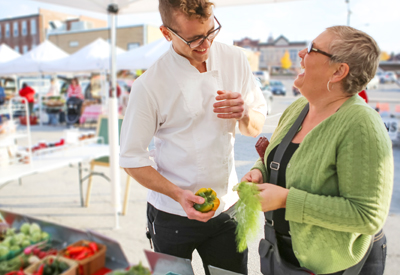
[{"xmin": 1, "ymin": 0, "xmax": 399, "ymax": 54}]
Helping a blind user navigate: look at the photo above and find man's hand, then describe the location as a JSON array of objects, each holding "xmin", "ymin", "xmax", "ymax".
[
  {"xmin": 256, "ymin": 183, "xmax": 289, "ymax": 212},
  {"xmin": 213, "ymin": 90, "xmax": 247, "ymax": 120},
  {"xmin": 177, "ymin": 189, "xmax": 215, "ymax": 222},
  {"xmin": 241, "ymin": 169, "xmax": 263, "ymax": 184}
]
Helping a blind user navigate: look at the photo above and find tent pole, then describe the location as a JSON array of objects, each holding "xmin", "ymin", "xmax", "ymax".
[{"xmin": 108, "ymin": 4, "xmax": 121, "ymax": 230}]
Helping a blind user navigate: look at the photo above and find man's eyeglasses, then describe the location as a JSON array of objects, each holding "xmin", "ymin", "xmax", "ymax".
[
  {"xmin": 307, "ymin": 42, "xmax": 333, "ymax": 58},
  {"xmin": 167, "ymin": 16, "xmax": 221, "ymax": 49}
]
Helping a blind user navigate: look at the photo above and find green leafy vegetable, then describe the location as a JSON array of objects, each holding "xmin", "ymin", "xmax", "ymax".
[{"xmin": 233, "ymin": 181, "xmax": 262, "ymax": 252}]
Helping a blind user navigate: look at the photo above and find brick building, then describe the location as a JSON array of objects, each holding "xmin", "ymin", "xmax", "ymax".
[
  {"xmin": 235, "ymin": 35, "xmax": 307, "ymax": 71},
  {"xmin": 0, "ymin": 9, "xmax": 106, "ymax": 54},
  {"xmin": 48, "ymin": 24, "xmax": 163, "ymax": 54}
]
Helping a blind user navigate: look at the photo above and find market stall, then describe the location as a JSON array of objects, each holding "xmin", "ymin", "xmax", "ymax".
[{"xmin": 0, "ymin": 209, "xmax": 131, "ymax": 275}]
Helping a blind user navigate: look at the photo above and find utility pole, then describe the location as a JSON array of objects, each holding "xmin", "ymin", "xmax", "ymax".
[{"xmin": 345, "ymin": 0, "xmax": 351, "ymax": 26}]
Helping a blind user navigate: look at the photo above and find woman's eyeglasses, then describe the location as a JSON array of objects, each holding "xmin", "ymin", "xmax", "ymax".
[{"xmin": 307, "ymin": 42, "xmax": 333, "ymax": 58}]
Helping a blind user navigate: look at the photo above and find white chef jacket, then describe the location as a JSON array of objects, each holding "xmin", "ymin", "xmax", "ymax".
[{"xmin": 119, "ymin": 41, "xmax": 267, "ymax": 217}]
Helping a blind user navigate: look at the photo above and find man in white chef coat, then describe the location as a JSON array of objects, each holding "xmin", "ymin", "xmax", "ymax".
[{"xmin": 119, "ymin": 0, "xmax": 267, "ymax": 274}]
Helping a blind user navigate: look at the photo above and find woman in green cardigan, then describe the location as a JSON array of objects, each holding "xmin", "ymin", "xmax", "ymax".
[{"xmin": 242, "ymin": 26, "xmax": 393, "ymax": 274}]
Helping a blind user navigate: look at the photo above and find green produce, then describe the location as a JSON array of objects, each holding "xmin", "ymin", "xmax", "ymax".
[
  {"xmin": 41, "ymin": 232, "xmax": 49, "ymax": 241},
  {"xmin": 21, "ymin": 240, "xmax": 31, "ymax": 248},
  {"xmin": 5, "ymin": 229, "xmax": 15, "ymax": 237},
  {"xmin": 108, "ymin": 262, "xmax": 151, "ymax": 275},
  {"xmin": 20, "ymin": 223, "xmax": 30, "ymax": 235},
  {"xmin": 0, "ymin": 251, "xmax": 30, "ymax": 275},
  {"xmin": 29, "ymin": 223, "xmax": 41, "ymax": 235},
  {"xmin": 0, "ymin": 246, "xmax": 8, "ymax": 257},
  {"xmin": 31, "ymin": 232, "xmax": 42, "ymax": 243},
  {"xmin": 232, "ymin": 181, "xmax": 262, "ymax": 252},
  {"xmin": 10, "ymin": 245, "xmax": 20, "ymax": 252},
  {"xmin": 40, "ymin": 258, "xmax": 69, "ymax": 275}
]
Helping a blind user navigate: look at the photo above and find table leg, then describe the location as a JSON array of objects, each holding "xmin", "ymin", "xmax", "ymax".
[{"xmin": 79, "ymin": 162, "xmax": 84, "ymax": 206}]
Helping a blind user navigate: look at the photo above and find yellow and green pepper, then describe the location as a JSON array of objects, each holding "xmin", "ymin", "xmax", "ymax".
[{"xmin": 193, "ymin": 188, "xmax": 220, "ymax": 213}]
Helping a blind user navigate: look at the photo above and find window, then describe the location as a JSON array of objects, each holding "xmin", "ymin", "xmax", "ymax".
[
  {"xmin": 23, "ymin": 45, "xmax": 28, "ymax": 53},
  {"xmin": 0, "ymin": 26, "xmax": 2, "ymax": 39},
  {"xmin": 22, "ymin": 21, "xmax": 27, "ymax": 36},
  {"xmin": 14, "ymin": 46, "xmax": 19, "ymax": 53},
  {"xmin": 5, "ymin": 23, "xmax": 10, "ymax": 38},
  {"xmin": 30, "ymin": 19, "xmax": 36, "ymax": 35},
  {"xmin": 13, "ymin": 22, "xmax": 18, "ymax": 37},
  {"xmin": 290, "ymin": 49, "xmax": 297, "ymax": 63},
  {"xmin": 127, "ymin": 42, "xmax": 140, "ymax": 50},
  {"xmin": 31, "ymin": 43, "xmax": 36, "ymax": 49},
  {"xmin": 69, "ymin": 41, "xmax": 79, "ymax": 47}
]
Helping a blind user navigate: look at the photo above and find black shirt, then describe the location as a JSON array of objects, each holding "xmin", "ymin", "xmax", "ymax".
[{"xmin": 266, "ymin": 142, "xmax": 300, "ymax": 236}]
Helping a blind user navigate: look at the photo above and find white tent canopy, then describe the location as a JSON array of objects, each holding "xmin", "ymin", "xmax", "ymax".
[
  {"xmin": 42, "ymin": 38, "xmax": 126, "ymax": 74},
  {"xmin": 117, "ymin": 38, "xmax": 170, "ymax": 71},
  {"xmin": 0, "ymin": 44, "xmax": 21, "ymax": 63},
  {"xmin": 0, "ymin": 40, "xmax": 68, "ymax": 76}
]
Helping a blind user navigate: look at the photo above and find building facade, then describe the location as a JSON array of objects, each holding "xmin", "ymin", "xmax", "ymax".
[
  {"xmin": 48, "ymin": 24, "xmax": 163, "ymax": 54},
  {"xmin": 0, "ymin": 9, "xmax": 107, "ymax": 55},
  {"xmin": 235, "ymin": 35, "xmax": 307, "ymax": 71}
]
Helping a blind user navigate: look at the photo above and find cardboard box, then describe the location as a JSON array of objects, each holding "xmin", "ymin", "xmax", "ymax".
[
  {"xmin": 24, "ymin": 255, "xmax": 78, "ymax": 275},
  {"xmin": 62, "ymin": 240, "xmax": 107, "ymax": 275}
]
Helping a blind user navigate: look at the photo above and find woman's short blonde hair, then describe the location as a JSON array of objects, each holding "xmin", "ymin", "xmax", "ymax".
[
  {"xmin": 327, "ymin": 26, "xmax": 380, "ymax": 95},
  {"xmin": 159, "ymin": 0, "xmax": 214, "ymax": 29}
]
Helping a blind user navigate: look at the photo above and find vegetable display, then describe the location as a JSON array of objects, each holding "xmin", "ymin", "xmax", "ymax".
[
  {"xmin": 32, "ymin": 258, "xmax": 70, "ymax": 275},
  {"xmin": 63, "ymin": 242, "xmax": 98, "ymax": 261},
  {"xmin": 232, "ymin": 182, "xmax": 262, "ymax": 252},
  {"xmin": 0, "ymin": 252, "xmax": 30, "ymax": 275},
  {"xmin": 0, "ymin": 223, "xmax": 49, "ymax": 260},
  {"xmin": 193, "ymin": 188, "xmax": 220, "ymax": 213},
  {"xmin": 107, "ymin": 262, "xmax": 151, "ymax": 275}
]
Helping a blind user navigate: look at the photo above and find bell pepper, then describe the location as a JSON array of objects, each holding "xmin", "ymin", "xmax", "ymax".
[{"xmin": 193, "ymin": 188, "xmax": 220, "ymax": 213}]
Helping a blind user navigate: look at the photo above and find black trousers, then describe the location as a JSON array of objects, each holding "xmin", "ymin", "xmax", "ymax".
[
  {"xmin": 147, "ymin": 203, "xmax": 248, "ymax": 275},
  {"xmin": 277, "ymin": 230, "xmax": 387, "ymax": 275}
]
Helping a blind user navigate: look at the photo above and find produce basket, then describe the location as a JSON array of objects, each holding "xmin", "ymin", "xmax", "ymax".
[
  {"xmin": 19, "ymin": 116, "xmax": 37, "ymax": 126},
  {"xmin": 24, "ymin": 255, "xmax": 77, "ymax": 275},
  {"xmin": 61, "ymin": 240, "xmax": 106, "ymax": 275}
]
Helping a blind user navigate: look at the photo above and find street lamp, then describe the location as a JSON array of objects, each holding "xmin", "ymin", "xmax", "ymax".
[{"xmin": 345, "ymin": 0, "xmax": 351, "ymax": 26}]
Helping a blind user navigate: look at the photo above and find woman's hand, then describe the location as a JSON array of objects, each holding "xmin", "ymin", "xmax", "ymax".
[
  {"xmin": 241, "ymin": 169, "xmax": 263, "ymax": 184},
  {"xmin": 257, "ymin": 183, "xmax": 289, "ymax": 212}
]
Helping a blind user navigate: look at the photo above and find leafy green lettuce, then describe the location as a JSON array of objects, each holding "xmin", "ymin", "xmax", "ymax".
[{"xmin": 233, "ymin": 182, "xmax": 262, "ymax": 252}]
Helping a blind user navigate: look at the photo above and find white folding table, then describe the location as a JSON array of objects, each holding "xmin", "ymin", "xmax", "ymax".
[{"xmin": 0, "ymin": 143, "xmax": 110, "ymax": 206}]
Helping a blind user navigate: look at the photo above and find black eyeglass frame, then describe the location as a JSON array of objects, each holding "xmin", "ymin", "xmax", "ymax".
[
  {"xmin": 307, "ymin": 42, "xmax": 333, "ymax": 58},
  {"xmin": 166, "ymin": 16, "xmax": 221, "ymax": 48}
]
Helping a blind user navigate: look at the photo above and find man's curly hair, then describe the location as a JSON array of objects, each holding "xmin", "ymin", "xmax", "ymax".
[{"xmin": 159, "ymin": 0, "xmax": 214, "ymax": 28}]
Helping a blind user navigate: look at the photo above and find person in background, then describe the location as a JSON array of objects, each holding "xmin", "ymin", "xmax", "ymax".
[
  {"xmin": 0, "ymin": 82, "xmax": 5, "ymax": 106},
  {"xmin": 46, "ymin": 78, "xmax": 60, "ymax": 126},
  {"xmin": 19, "ymin": 83, "xmax": 35, "ymax": 115},
  {"xmin": 46, "ymin": 78, "xmax": 59, "ymax": 97},
  {"xmin": 67, "ymin": 78, "xmax": 84, "ymax": 100},
  {"xmin": 243, "ymin": 26, "xmax": 393, "ymax": 275}
]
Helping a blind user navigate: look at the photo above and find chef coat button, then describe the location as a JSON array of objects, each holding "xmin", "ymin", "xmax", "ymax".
[
  {"xmin": 288, "ymin": 163, "xmax": 291, "ymax": 168},
  {"xmin": 294, "ymin": 251, "xmax": 298, "ymax": 255}
]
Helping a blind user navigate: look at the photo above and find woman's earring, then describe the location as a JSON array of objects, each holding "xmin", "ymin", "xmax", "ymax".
[{"xmin": 327, "ymin": 80, "xmax": 331, "ymax": 92}]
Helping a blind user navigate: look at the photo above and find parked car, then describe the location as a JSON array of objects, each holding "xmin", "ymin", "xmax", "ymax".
[
  {"xmin": 255, "ymin": 77, "xmax": 273, "ymax": 115},
  {"xmin": 366, "ymin": 75, "xmax": 379, "ymax": 90},
  {"xmin": 292, "ymin": 86, "xmax": 301, "ymax": 96},
  {"xmin": 380, "ymin": 71, "xmax": 398, "ymax": 83},
  {"xmin": 267, "ymin": 80, "xmax": 286, "ymax": 96},
  {"xmin": 253, "ymin": 71, "xmax": 270, "ymax": 86}
]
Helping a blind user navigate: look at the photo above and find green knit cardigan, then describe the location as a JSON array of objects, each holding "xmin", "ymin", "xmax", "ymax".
[{"xmin": 252, "ymin": 95, "xmax": 393, "ymax": 274}]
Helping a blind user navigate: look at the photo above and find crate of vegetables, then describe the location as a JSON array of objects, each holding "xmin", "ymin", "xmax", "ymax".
[
  {"xmin": 24, "ymin": 255, "xmax": 77, "ymax": 275},
  {"xmin": 61, "ymin": 241, "xmax": 106, "ymax": 275}
]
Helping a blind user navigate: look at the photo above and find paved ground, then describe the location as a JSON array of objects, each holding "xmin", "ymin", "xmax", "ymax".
[{"xmin": 1, "ymin": 80, "xmax": 399, "ymax": 274}]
